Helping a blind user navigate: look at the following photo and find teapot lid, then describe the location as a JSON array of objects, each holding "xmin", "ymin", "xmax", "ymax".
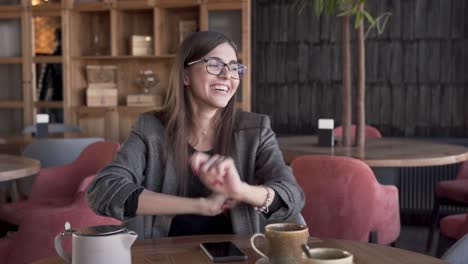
[{"xmin": 74, "ymin": 225, "xmax": 128, "ymax": 236}]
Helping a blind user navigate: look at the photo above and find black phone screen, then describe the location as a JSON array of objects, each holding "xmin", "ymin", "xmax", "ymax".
[{"xmin": 200, "ymin": 241, "xmax": 248, "ymax": 262}]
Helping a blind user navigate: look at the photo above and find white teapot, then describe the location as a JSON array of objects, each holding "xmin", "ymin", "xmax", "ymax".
[{"xmin": 55, "ymin": 222, "xmax": 137, "ymax": 264}]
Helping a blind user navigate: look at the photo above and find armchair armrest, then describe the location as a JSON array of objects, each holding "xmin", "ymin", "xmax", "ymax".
[
  {"xmin": 372, "ymin": 184, "xmax": 400, "ymax": 245},
  {"xmin": 6, "ymin": 191, "xmax": 120, "ymax": 264},
  {"xmin": 29, "ymin": 163, "xmax": 75, "ymax": 202}
]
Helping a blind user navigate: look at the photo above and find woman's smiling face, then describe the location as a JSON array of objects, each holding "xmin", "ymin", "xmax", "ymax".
[{"xmin": 184, "ymin": 42, "xmax": 240, "ymax": 111}]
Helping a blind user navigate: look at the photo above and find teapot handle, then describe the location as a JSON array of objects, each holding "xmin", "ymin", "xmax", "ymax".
[{"xmin": 54, "ymin": 231, "xmax": 72, "ymax": 263}]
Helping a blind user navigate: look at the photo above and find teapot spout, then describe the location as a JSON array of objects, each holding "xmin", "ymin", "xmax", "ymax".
[{"xmin": 122, "ymin": 231, "xmax": 138, "ymax": 248}]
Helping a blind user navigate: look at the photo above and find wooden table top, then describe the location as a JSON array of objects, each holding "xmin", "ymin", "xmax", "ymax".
[
  {"xmin": 278, "ymin": 136, "xmax": 468, "ymax": 167},
  {"xmin": 34, "ymin": 234, "xmax": 446, "ymax": 264},
  {"xmin": 0, "ymin": 135, "xmax": 34, "ymax": 155},
  {"xmin": 0, "ymin": 154, "xmax": 40, "ymax": 182}
]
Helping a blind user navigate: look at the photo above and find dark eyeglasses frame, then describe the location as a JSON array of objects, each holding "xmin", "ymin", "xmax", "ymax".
[{"xmin": 186, "ymin": 57, "xmax": 247, "ymax": 80}]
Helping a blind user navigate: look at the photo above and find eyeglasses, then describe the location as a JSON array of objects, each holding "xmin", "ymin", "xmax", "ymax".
[{"xmin": 186, "ymin": 57, "xmax": 246, "ymax": 80}]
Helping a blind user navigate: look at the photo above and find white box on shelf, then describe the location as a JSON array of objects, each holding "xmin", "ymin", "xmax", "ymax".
[{"xmin": 87, "ymin": 88, "xmax": 118, "ymax": 107}]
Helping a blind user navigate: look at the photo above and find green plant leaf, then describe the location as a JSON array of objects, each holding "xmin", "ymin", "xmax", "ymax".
[
  {"xmin": 354, "ymin": 10, "xmax": 362, "ymax": 28},
  {"xmin": 325, "ymin": 0, "xmax": 337, "ymax": 15},
  {"xmin": 337, "ymin": 9, "xmax": 353, "ymax": 17},
  {"xmin": 362, "ymin": 10, "xmax": 375, "ymax": 25},
  {"xmin": 314, "ymin": 0, "xmax": 324, "ymax": 16},
  {"xmin": 377, "ymin": 12, "xmax": 392, "ymax": 34}
]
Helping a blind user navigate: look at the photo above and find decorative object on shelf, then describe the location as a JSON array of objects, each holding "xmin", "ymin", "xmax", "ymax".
[
  {"xmin": 179, "ymin": 20, "xmax": 197, "ymax": 44},
  {"xmin": 86, "ymin": 65, "xmax": 118, "ymax": 107},
  {"xmin": 32, "ymin": 0, "xmax": 61, "ymax": 5},
  {"xmin": 126, "ymin": 94, "xmax": 162, "ymax": 107},
  {"xmin": 92, "ymin": 33, "xmax": 108, "ymax": 56},
  {"xmin": 130, "ymin": 35, "xmax": 153, "ymax": 56},
  {"xmin": 86, "ymin": 65, "xmax": 117, "ymax": 86},
  {"xmin": 136, "ymin": 69, "xmax": 158, "ymax": 94},
  {"xmin": 127, "ymin": 69, "xmax": 160, "ymax": 107}
]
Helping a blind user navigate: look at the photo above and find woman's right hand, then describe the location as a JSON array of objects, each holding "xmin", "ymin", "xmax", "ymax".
[{"xmin": 199, "ymin": 193, "xmax": 226, "ymax": 216}]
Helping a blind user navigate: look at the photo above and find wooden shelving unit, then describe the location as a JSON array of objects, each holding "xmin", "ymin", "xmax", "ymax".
[{"xmin": 0, "ymin": 0, "xmax": 251, "ymax": 141}]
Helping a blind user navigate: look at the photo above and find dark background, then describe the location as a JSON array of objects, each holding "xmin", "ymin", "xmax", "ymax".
[{"xmin": 252, "ymin": 0, "xmax": 468, "ymax": 137}]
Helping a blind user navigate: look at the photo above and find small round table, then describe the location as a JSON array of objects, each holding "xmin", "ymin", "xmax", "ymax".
[
  {"xmin": 33, "ymin": 234, "xmax": 447, "ymax": 264},
  {"xmin": 0, "ymin": 154, "xmax": 40, "ymax": 202},
  {"xmin": 278, "ymin": 136, "xmax": 468, "ymax": 167}
]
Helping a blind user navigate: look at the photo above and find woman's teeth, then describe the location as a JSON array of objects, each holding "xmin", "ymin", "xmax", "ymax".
[{"xmin": 213, "ymin": 85, "xmax": 229, "ymax": 93}]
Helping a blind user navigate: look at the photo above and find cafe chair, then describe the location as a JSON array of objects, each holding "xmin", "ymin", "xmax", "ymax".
[
  {"xmin": 333, "ymin": 124, "xmax": 382, "ymax": 139},
  {"xmin": 441, "ymin": 233, "xmax": 468, "ymax": 264},
  {"xmin": 426, "ymin": 161, "xmax": 468, "ymax": 252},
  {"xmin": 291, "ymin": 155, "xmax": 400, "ymax": 245},
  {"xmin": 22, "ymin": 137, "xmax": 104, "ymax": 168},
  {"xmin": 0, "ymin": 141, "xmax": 119, "ymax": 226},
  {"xmin": 22, "ymin": 123, "xmax": 83, "ymax": 137},
  {"xmin": 0, "ymin": 175, "xmax": 121, "ymax": 264},
  {"xmin": 434, "ymin": 213, "xmax": 468, "ymax": 257},
  {"xmin": 18, "ymin": 137, "xmax": 105, "ymax": 196}
]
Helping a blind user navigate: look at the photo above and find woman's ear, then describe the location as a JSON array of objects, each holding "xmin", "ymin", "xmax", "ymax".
[{"xmin": 183, "ymin": 69, "xmax": 190, "ymax": 86}]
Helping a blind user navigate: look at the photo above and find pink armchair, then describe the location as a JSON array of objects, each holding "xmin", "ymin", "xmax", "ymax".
[
  {"xmin": 333, "ymin": 124, "xmax": 382, "ymax": 139},
  {"xmin": 291, "ymin": 155, "xmax": 400, "ymax": 245},
  {"xmin": 0, "ymin": 175, "xmax": 121, "ymax": 264},
  {"xmin": 440, "ymin": 213, "xmax": 468, "ymax": 242},
  {"xmin": 0, "ymin": 141, "xmax": 119, "ymax": 225},
  {"xmin": 427, "ymin": 161, "xmax": 468, "ymax": 252}
]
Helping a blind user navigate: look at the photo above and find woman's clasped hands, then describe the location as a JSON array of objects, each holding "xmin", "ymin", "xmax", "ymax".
[{"xmin": 190, "ymin": 152, "xmax": 246, "ymax": 214}]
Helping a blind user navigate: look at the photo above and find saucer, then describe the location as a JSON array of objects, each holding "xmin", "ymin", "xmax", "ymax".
[
  {"xmin": 255, "ymin": 257, "xmax": 355, "ymax": 264},
  {"xmin": 255, "ymin": 258, "xmax": 269, "ymax": 264}
]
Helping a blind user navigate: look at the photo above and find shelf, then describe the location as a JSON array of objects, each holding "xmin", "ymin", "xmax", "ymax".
[
  {"xmin": 0, "ymin": 6, "xmax": 22, "ymax": 17},
  {"xmin": 75, "ymin": 106, "xmax": 116, "ymax": 113},
  {"xmin": 156, "ymin": 0, "xmax": 200, "ymax": 8},
  {"xmin": 0, "ymin": 57, "xmax": 22, "ymax": 64},
  {"xmin": 157, "ymin": 6, "xmax": 199, "ymax": 54},
  {"xmin": 115, "ymin": 0, "xmax": 155, "ymax": 10},
  {"xmin": 116, "ymin": 8, "xmax": 154, "ymax": 56},
  {"xmin": 75, "ymin": 105, "xmax": 157, "ymax": 113},
  {"xmin": 118, "ymin": 105, "xmax": 156, "ymax": 113},
  {"xmin": 34, "ymin": 101, "xmax": 63, "ymax": 108},
  {"xmin": 73, "ymin": 2, "xmax": 111, "ymax": 12},
  {"xmin": 31, "ymin": 3, "xmax": 62, "ymax": 17},
  {"xmin": 33, "ymin": 56, "xmax": 62, "ymax": 63},
  {"xmin": 0, "ymin": 101, "xmax": 23, "ymax": 108},
  {"xmin": 72, "ymin": 55, "xmax": 175, "ymax": 60},
  {"xmin": 71, "ymin": 10, "xmax": 110, "ymax": 56},
  {"xmin": 206, "ymin": 1, "xmax": 242, "ymax": 10}
]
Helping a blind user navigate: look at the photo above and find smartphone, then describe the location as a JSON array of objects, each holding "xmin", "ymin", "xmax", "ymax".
[{"xmin": 200, "ymin": 241, "xmax": 248, "ymax": 262}]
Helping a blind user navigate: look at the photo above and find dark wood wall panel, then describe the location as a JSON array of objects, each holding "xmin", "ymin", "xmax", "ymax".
[{"xmin": 252, "ymin": 0, "xmax": 468, "ymax": 137}]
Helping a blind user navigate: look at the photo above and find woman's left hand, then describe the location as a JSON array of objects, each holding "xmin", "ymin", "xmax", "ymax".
[{"xmin": 190, "ymin": 152, "xmax": 245, "ymax": 200}]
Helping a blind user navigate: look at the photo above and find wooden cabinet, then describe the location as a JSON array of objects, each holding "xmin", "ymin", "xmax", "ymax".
[{"xmin": 0, "ymin": 0, "xmax": 251, "ymax": 142}]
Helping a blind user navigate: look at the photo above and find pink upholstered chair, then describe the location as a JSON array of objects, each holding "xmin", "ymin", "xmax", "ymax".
[
  {"xmin": 333, "ymin": 125, "xmax": 382, "ymax": 139},
  {"xmin": 0, "ymin": 175, "xmax": 121, "ymax": 264},
  {"xmin": 0, "ymin": 141, "xmax": 119, "ymax": 225},
  {"xmin": 427, "ymin": 161, "xmax": 468, "ymax": 252},
  {"xmin": 440, "ymin": 213, "xmax": 468, "ymax": 242},
  {"xmin": 291, "ymin": 155, "xmax": 400, "ymax": 245}
]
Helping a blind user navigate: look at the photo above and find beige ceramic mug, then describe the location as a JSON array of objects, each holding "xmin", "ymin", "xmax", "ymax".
[
  {"xmin": 302, "ymin": 248, "xmax": 353, "ymax": 264},
  {"xmin": 250, "ymin": 223, "xmax": 309, "ymax": 264}
]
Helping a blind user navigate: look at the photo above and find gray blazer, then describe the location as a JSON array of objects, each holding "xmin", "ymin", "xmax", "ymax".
[{"xmin": 87, "ymin": 111, "xmax": 305, "ymax": 239}]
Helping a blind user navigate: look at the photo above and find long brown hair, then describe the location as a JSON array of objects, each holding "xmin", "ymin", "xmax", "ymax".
[{"xmin": 159, "ymin": 31, "xmax": 238, "ymax": 195}]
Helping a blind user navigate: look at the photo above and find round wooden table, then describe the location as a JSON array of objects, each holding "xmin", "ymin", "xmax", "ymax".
[
  {"xmin": 0, "ymin": 154, "xmax": 40, "ymax": 202},
  {"xmin": 34, "ymin": 234, "xmax": 446, "ymax": 264},
  {"xmin": 278, "ymin": 136, "xmax": 468, "ymax": 167}
]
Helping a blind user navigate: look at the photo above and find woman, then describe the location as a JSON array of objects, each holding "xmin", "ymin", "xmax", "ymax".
[{"xmin": 87, "ymin": 31, "xmax": 304, "ymax": 239}]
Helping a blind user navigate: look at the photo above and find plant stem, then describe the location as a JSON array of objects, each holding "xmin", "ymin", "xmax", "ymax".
[
  {"xmin": 341, "ymin": 15, "xmax": 352, "ymax": 147},
  {"xmin": 356, "ymin": 2, "xmax": 366, "ymax": 147}
]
